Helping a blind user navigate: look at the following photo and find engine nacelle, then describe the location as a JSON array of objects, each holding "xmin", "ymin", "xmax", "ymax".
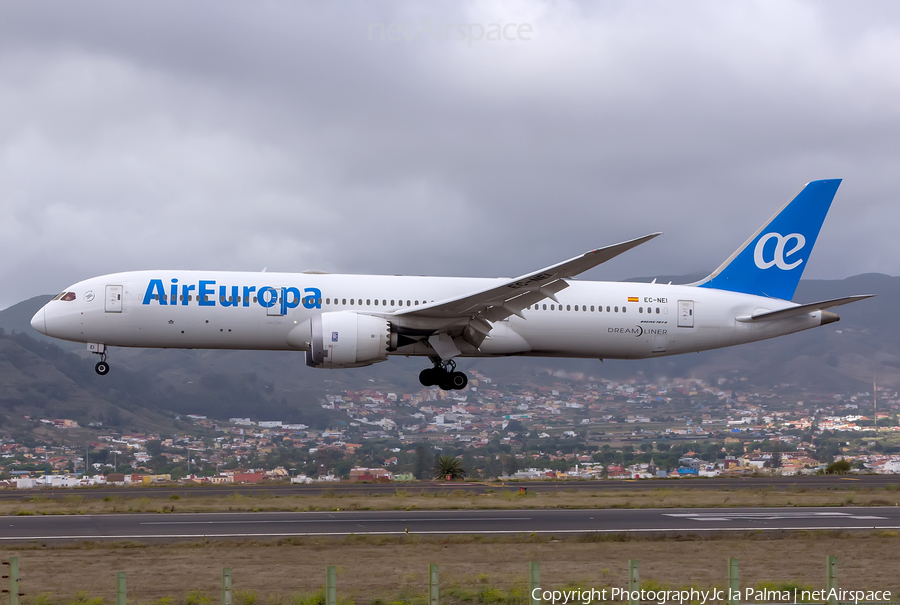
[{"xmin": 305, "ymin": 312, "xmax": 392, "ymax": 369}]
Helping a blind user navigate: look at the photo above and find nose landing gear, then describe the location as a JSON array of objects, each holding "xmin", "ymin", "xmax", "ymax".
[
  {"xmin": 419, "ymin": 359, "xmax": 468, "ymax": 391},
  {"xmin": 90, "ymin": 344, "xmax": 110, "ymax": 375}
]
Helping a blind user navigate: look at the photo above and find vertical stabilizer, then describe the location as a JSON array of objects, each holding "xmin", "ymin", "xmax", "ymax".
[{"xmin": 693, "ymin": 179, "xmax": 841, "ymax": 300}]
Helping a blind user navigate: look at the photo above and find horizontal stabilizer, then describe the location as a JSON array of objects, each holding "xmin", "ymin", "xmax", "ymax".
[{"xmin": 741, "ymin": 295, "xmax": 874, "ymax": 322}]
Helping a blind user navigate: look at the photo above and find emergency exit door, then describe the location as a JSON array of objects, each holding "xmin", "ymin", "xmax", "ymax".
[
  {"xmin": 677, "ymin": 300, "xmax": 694, "ymax": 328},
  {"xmin": 105, "ymin": 285, "xmax": 123, "ymax": 313}
]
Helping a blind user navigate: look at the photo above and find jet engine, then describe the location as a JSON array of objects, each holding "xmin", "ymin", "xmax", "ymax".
[{"xmin": 305, "ymin": 312, "xmax": 393, "ymax": 368}]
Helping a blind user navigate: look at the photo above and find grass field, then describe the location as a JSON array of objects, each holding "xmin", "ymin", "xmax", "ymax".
[
  {"xmin": 2, "ymin": 532, "xmax": 899, "ymax": 604},
  {"xmin": 4, "ymin": 485, "xmax": 900, "ymax": 516}
]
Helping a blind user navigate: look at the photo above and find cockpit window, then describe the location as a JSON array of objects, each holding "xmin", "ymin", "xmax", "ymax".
[
  {"xmin": 51, "ymin": 292, "xmax": 66, "ymax": 301},
  {"xmin": 60, "ymin": 292, "xmax": 76, "ymax": 301}
]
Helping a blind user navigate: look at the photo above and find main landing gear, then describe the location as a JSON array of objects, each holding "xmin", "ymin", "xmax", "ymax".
[{"xmin": 419, "ymin": 359, "xmax": 468, "ymax": 391}]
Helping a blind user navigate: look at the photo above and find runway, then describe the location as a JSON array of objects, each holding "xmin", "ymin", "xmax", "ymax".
[{"xmin": 2, "ymin": 507, "xmax": 898, "ymax": 542}]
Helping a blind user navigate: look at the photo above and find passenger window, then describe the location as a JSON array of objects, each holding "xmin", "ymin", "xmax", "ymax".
[
  {"xmin": 391, "ymin": 300, "xmax": 395, "ymax": 306},
  {"xmin": 639, "ymin": 307, "xmax": 643, "ymax": 313},
  {"xmin": 326, "ymin": 298, "xmax": 330, "ymax": 305},
  {"xmin": 374, "ymin": 299, "xmax": 379, "ymax": 306},
  {"xmin": 550, "ymin": 304, "xmax": 555, "ymax": 310},
  {"xmin": 656, "ymin": 307, "xmax": 661, "ymax": 314},
  {"xmin": 382, "ymin": 300, "xmax": 386, "ymax": 306},
  {"xmin": 606, "ymin": 306, "xmax": 610, "ymax": 312},
  {"xmin": 542, "ymin": 304, "xmax": 547, "ymax": 310},
  {"xmin": 407, "ymin": 300, "xmax": 411, "ymax": 306},
  {"xmin": 590, "ymin": 305, "xmax": 594, "ymax": 312},
  {"xmin": 615, "ymin": 306, "xmax": 619, "ymax": 312},
  {"xmin": 566, "ymin": 305, "xmax": 571, "ymax": 311},
  {"xmin": 350, "ymin": 299, "xmax": 355, "ymax": 305},
  {"xmin": 252, "ymin": 297, "xmax": 257, "ymax": 303},
  {"xmin": 622, "ymin": 306, "xmax": 626, "ymax": 313}
]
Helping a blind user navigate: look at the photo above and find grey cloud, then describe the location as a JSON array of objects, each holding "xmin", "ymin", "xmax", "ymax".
[{"xmin": 1, "ymin": 1, "xmax": 899, "ymax": 309}]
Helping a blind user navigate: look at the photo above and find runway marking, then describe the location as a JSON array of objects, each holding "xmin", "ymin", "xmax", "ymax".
[
  {"xmin": 139, "ymin": 516, "xmax": 531, "ymax": 525},
  {"xmin": 664, "ymin": 512, "xmax": 888, "ymax": 521},
  {"xmin": 3, "ymin": 526, "xmax": 900, "ymax": 541}
]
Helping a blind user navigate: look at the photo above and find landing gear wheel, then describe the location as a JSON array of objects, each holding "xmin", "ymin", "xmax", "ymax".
[
  {"xmin": 95, "ymin": 361, "xmax": 110, "ymax": 375},
  {"xmin": 421, "ymin": 358, "xmax": 468, "ymax": 391},
  {"xmin": 438, "ymin": 373, "xmax": 454, "ymax": 391},
  {"xmin": 449, "ymin": 371, "xmax": 468, "ymax": 390},
  {"xmin": 419, "ymin": 368, "xmax": 437, "ymax": 387}
]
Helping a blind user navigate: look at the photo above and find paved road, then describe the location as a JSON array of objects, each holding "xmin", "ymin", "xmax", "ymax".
[
  {"xmin": 2, "ymin": 507, "xmax": 898, "ymax": 542},
  {"xmin": 1, "ymin": 475, "xmax": 897, "ymax": 501}
]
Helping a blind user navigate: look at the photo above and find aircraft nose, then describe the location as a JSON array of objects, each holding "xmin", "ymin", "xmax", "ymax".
[{"xmin": 30, "ymin": 307, "xmax": 47, "ymax": 335}]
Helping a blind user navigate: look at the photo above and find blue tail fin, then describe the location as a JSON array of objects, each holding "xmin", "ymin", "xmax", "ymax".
[{"xmin": 694, "ymin": 179, "xmax": 841, "ymax": 300}]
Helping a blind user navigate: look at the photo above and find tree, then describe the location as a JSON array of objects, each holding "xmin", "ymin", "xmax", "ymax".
[
  {"xmin": 825, "ymin": 459, "xmax": 852, "ymax": 474},
  {"xmin": 146, "ymin": 440, "xmax": 162, "ymax": 457},
  {"xmin": 505, "ymin": 420, "xmax": 526, "ymax": 433},
  {"xmin": 434, "ymin": 455, "xmax": 466, "ymax": 481},
  {"xmin": 462, "ymin": 450, "xmax": 477, "ymax": 479},
  {"xmin": 502, "ymin": 454, "xmax": 519, "ymax": 476},
  {"xmin": 414, "ymin": 445, "xmax": 433, "ymax": 480}
]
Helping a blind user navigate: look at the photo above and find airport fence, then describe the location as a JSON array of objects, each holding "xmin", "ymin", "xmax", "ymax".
[{"xmin": 2, "ymin": 555, "xmax": 897, "ymax": 605}]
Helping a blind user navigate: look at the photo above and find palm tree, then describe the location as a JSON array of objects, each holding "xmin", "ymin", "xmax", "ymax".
[{"xmin": 434, "ymin": 455, "xmax": 467, "ymax": 481}]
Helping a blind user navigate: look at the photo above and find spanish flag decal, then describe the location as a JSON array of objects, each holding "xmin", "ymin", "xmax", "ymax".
[{"xmin": 627, "ymin": 296, "xmax": 639, "ymax": 302}]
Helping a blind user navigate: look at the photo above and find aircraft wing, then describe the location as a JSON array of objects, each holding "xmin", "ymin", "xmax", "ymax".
[
  {"xmin": 740, "ymin": 295, "xmax": 874, "ymax": 322},
  {"xmin": 389, "ymin": 233, "xmax": 661, "ymax": 351}
]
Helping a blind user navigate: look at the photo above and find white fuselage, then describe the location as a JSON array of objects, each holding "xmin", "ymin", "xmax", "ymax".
[{"xmin": 32, "ymin": 270, "xmax": 826, "ymax": 361}]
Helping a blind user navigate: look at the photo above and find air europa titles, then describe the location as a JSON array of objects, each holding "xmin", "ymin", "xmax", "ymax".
[{"xmin": 141, "ymin": 279, "xmax": 323, "ymax": 313}]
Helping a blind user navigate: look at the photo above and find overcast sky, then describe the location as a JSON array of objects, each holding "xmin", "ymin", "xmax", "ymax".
[{"xmin": 2, "ymin": 1, "xmax": 899, "ymax": 309}]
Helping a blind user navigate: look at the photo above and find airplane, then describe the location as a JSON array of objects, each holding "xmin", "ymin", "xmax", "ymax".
[{"xmin": 31, "ymin": 179, "xmax": 872, "ymax": 391}]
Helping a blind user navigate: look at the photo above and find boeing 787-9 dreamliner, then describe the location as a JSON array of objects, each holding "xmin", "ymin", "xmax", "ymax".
[{"xmin": 31, "ymin": 179, "xmax": 871, "ymax": 390}]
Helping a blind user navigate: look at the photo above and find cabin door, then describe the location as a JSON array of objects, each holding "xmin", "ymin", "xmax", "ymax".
[
  {"xmin": 677, "ymin": 300, "xmax": 694, "ymax": 328},
  {"xmin": 105, "ymin": 285, "xmax": 123, "ymax": 313}
]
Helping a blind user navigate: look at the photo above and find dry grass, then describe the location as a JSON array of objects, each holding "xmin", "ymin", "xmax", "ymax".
[
  {"xmin": 3, "ymin": 532, "xmax": 900, "ymax": 604},
  {"xmin": 4, "ymin": 486, "xmax": 900, "ymax": 516}
]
